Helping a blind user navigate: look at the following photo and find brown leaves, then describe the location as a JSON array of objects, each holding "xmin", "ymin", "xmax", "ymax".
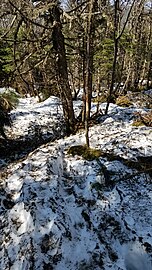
[{"xmin": 133, "ymin": 111, "xmax": 152, "ymax": 127}]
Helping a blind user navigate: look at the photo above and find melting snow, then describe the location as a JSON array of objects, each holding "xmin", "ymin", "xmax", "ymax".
[{"xmin": 0, "ymin": 95, "xmax": 152, "ymax": 269}]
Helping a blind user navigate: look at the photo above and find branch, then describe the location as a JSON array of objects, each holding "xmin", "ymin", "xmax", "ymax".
[
  {"xmin": 13, "ymin": 18, "xmax": 32, "ymax": 91},
  {"xmin": 117, "ymin": 0, "xmax": 136, "ymax": 40},
  {"xmin": 0, "ymin": 15, "xmax": 17, "ymax": 39},
  {"xmin": 66, "ymin": 0, "xmax": 89, "ymax": 14},
  {"xmin": 8, "ymin": 0, "xmax": 53, "ymax": 30}
]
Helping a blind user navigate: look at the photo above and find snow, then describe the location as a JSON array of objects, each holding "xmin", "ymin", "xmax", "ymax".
[
  {"xmin": 0, "ymin": 87, "xmax": 16, "ymax": 94},
  {"xmin": 9, "ymin": 95, "xmax": 64, "ymax": 140},
  {"xmin": 0, "ymin": 95, "xmax": 152, "ymax": 269},
  {"xmin": 125, "ymin": 241, "xmax": 152, "ymax": 270}
]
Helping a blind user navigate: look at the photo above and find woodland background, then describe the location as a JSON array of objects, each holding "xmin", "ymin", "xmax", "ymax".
[{"xmin": 0, "ymin": 0, "xmax": 152, "ymax": 139}]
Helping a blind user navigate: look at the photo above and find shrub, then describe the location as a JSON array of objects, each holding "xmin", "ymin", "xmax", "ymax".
[
  {"xmin": 0, "ymin": 106, "xmax": 11, "ymax": 139},
  {"xmin": 0, "ymin": 88, "xmax": 18, "ymax": 139},
  {"xmin": 0, "ymin": 88, "xmax": 19, "ymax": 111}
]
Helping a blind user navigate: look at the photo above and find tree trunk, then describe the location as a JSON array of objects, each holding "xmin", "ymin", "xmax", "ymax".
[
  {"xmin": 52, "ymin": 6, "xmax": 75, "ymax": 134},
  {"xmin": 105, "ymin": 0, "xmax": 119, "ymax": 114},
  {"xmin": 84, "ymin": 0, "xmax": 97, "ymax": 147},
  {"xmin": 105, "ymin": 0, "xmax": 136, "ymax": 114},
  {"xmin": 82, "ymin": 36, "xmax": 86, "ymax": 123},
  {"xmin": 96, "ymin": 68, "xmax": 101, "ymax": 114},
  {"xmin": 105, "ymin": 37, "xmax": 119, "ymax": 114}
]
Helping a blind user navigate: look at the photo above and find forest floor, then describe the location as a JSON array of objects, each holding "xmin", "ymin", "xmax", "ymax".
[{"xmin": 0, "ymin": 92, "xmax": 152, "ymax": 269}]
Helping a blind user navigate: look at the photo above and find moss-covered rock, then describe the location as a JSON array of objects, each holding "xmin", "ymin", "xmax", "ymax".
[
  {"xmin": 116, "ymin": 95, "xmax": 133, "ymax": 107},
  {"xmin": 67, "ymin": 145, "xmax": 102, "ymax": 161},
  {"xmin": 132, "ymin": 120, "xmax": 145, "ymax": 127},
  {"xmin": 93, "ymin": 95, "xmax": 107, "ymax": 103}
]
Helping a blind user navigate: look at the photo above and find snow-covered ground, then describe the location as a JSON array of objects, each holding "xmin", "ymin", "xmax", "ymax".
[
  {"xmin": 0, "ymin": 96, "xmax": 152, "ymax": 269},
  {"xmin": 9, "ymin": 96, "xmax": 65, "ymax": 140}
]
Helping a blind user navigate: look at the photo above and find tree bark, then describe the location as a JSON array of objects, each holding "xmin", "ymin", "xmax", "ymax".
[
  {"xmin": 84, "ymin": 0, "xmax": 97, "ymax": 147},
  {"xmin": 52, "ymin": 6, "xmax": 75, "ymax": 134},
  {"xmin": 105, "ymin": 0, "xmax": 136, "ymax": 114}
]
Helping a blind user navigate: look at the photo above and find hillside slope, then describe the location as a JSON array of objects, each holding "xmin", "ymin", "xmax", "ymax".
[{"xmin": 0, "ymin": 96, "xmax": 152, "ymax": 269}]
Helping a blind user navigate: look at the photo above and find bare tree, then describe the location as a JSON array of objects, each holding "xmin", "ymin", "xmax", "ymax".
[
  {"xmin": 51, "ymin": 4, "xmax": 75, "ymax": 134},
  {"xmin": 84, "ymin": 0, "xmax": 97, "ymax": 147},
  {"xmin": 1, "ymin": 0, "xmax": 76, "ymax": 134},
  {"xmin": 105, "ymin": 0, "xmax": 136, "ymax": 114}
]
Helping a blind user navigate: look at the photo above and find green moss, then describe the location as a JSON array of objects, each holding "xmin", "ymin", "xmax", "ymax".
[
  {"xmin": 93, "ymin": 95, "xmax": 107, "ymax": 103},
  {"xmin": 67, "ymin": 145, "xmax": 102, "ymax": 161},
  {"xmin": 132, "ymin": 120, "xmax": 145, "ymax": 127},
  {"xmin": 116, "ymin": 95, "xmax": 133, "ymax": 107}
]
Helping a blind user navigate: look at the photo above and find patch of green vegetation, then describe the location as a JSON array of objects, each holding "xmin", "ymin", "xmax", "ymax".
[
  {"xmin": 132, "ymin": 120, "xmax": 145, "ymax": 127},
  {"xmin": 93, "ymin": 95, "xmax": 107, "ymax": 103},
  {"xmin": 0, "ymin": 89, "xmax": 19, "ymax": 111},
  {"xmin": 116, "ymin": 95, "xmax": 133, "ymax": 107},
  {"xmin": 67, "ymin": 145, "xmax": 102, "ymax": 161}
]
